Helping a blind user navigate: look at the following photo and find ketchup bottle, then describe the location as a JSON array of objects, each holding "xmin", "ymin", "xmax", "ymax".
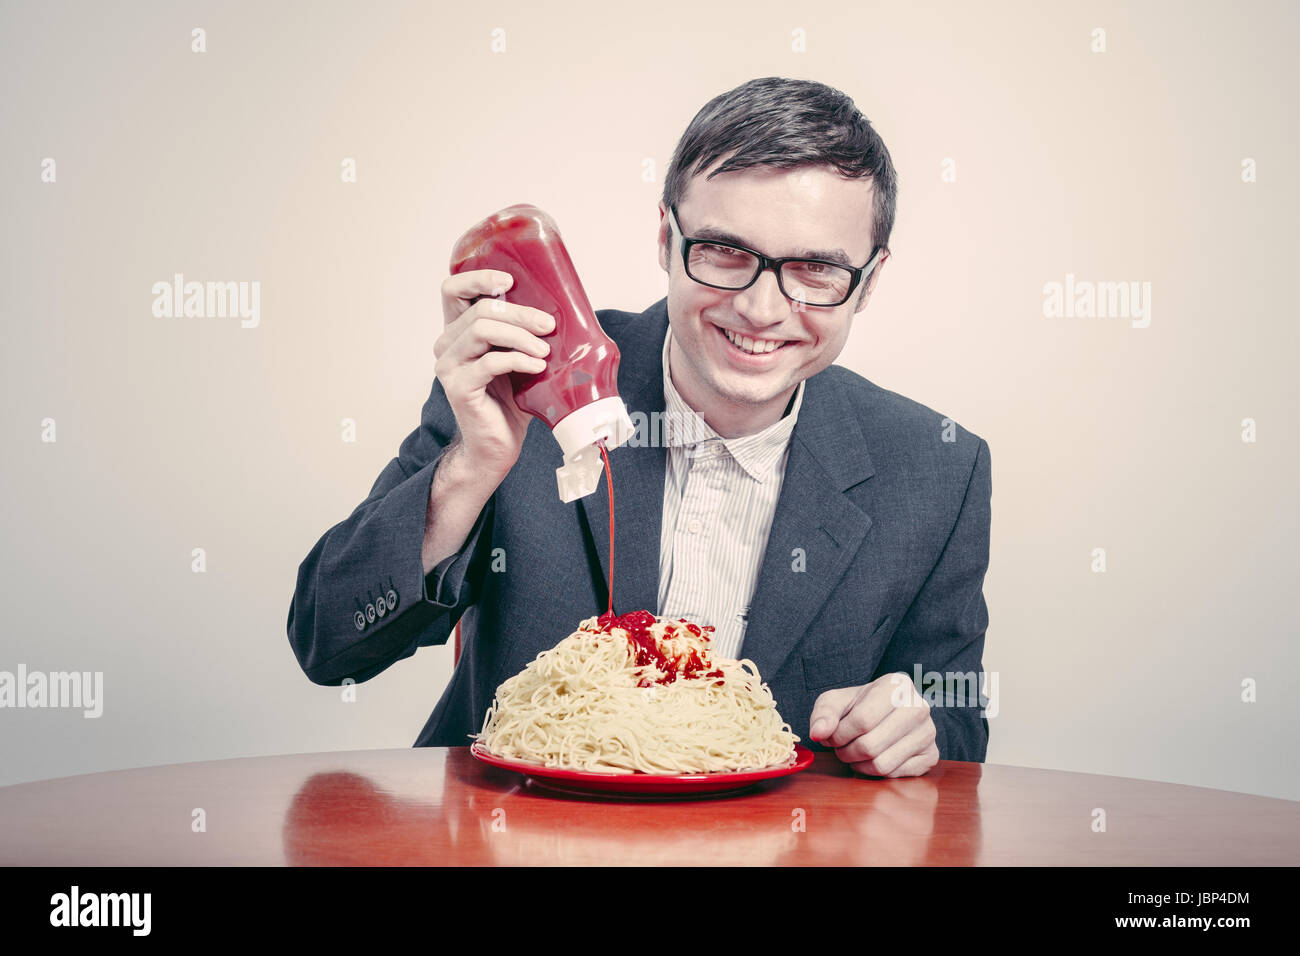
[{"xmin": 449, "ymin": 204, "xmax": 635, "ymax": 502}]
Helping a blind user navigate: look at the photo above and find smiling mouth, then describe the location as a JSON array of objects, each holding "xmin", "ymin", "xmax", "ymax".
[{"xmin": 716, "ymin": 325, "xmax": 791, "ymax": 356}]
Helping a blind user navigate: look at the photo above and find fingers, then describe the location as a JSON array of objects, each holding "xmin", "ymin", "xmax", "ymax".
[
  {"xmin": 434, "ymin": 294, "xmax": 557, "ymax": 400},
  {"xmin": 439, "ymin": 348, "xmax": 549, "ymax": 396},
  {"xmin": 849, "ymin": 739, "xmax": 940, "ymax": 780},
  {"xmin": 834, "ymin": 702, "xmax": 934, "ymax": 767},
  {"xmin": 438, "ymin": 270, "xmax": 555, "ymax": 352},
  {"xmin": 431, "ymin": 269, "xmax": 551, "ymax": 469},
  {"xmin": 818, "ymin": 681, "xmax": 895, "ymax": 749},
  {"xmin": 440, "ymin": 269, "xmax": 515, "ymax": 325},
  {"xmin": 435, "ymin": 314, "xmax": 553, "ymax": 366},
  {"xmin": 808, "ymin": 686, "xmax": 864, "ymax": 743}
]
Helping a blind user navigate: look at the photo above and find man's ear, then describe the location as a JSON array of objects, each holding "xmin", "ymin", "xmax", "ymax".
[
  {"xmin": 657, "ymin": 202, "xmax": 670, "ymax": 275},
  {"xmin": 853, "ymin": 253, "xmax": 888, "ymax": 313}
]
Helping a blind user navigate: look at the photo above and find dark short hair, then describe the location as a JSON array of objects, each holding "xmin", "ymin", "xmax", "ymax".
[{"xmin": 662, "ymin": 76, "xmax": 898, "ymax": 257}]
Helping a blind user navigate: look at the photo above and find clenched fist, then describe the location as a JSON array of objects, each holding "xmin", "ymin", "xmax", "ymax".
[{"xmin": 809, "ymin": 672, "xmax": 940, "ymax": 778}]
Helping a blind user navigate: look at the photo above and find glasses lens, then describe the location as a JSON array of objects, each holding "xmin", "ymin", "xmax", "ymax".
[
  {"xmin": 780, "ymin": 261, "xmax": 854, "ymax": 306},
  {"xmin": 686, "ymin": 242, "xmax": 760, "ymax": 288}
]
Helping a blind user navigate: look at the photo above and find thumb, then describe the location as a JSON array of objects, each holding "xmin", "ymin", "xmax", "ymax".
[{"xmin": 809, "ymin": 686, "xmax": 862, "ymax": 742}]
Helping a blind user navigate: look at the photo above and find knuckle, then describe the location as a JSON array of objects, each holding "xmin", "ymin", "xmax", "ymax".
[{"xmin": 828, "ymin": 725, "xmax": 854, "ymax": 748}]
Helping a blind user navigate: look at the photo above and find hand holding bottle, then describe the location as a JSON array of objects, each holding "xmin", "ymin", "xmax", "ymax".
[{"xmin": 435, "ymin": 269, "xmax": 556, "ymax": 480}]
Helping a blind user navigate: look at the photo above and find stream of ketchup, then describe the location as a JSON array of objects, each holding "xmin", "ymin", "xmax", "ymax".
[{"xmin": 597, "ymin": 439, "xmax": 614, "ymax": 616}]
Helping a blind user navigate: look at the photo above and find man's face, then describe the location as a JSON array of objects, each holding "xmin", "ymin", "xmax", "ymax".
[{"xmin": 656, "ymin": 163, "xmax": 886, "ymax": 423}]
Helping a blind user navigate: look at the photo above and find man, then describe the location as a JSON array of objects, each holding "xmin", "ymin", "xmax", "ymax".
[{"xmin": 287, "ymin": 76, "xmax": 992, "ymax": 777}]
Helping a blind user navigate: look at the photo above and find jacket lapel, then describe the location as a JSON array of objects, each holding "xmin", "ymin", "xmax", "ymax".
[
  {"xmin": 579, "ymin": 301, "xmax": 669, "ymax": 618},
  {"xmin": 740, "ymin": 372, "xmax": 876, "ymax": 683}
]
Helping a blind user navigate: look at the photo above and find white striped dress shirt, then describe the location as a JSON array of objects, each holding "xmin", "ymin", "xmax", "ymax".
[{"xmin": 657, "ymin": 325, "xmax": 805, "ymax": 660}]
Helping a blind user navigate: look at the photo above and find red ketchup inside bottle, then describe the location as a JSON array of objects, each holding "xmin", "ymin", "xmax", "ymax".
[
  {"xmin": 448, "ymin": 203, "xmax": 635, "ymax": 614},
  {"xmin": 449, "ymin": 204, "xmax": 625, "ymax": 431}
]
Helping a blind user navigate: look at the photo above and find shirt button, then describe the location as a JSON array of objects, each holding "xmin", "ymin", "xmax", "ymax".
[{"xmin": 687, "ymin": 518, "xmax": 703, "ymax": 534}]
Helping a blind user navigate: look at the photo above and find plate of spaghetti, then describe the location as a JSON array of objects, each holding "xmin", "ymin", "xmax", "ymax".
[{"xmin": 470, "ymin": 609, "xmax": 813, "ymax": 797}]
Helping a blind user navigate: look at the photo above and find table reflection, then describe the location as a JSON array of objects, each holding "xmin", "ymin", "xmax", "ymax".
[{"xmin": 281, "ymin": 758, "xmax": 981, "ymax": 865}]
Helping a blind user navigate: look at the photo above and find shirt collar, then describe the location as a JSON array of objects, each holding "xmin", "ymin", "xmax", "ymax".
[{"xmin": 661, "ymin": 323, "xmax": 804, "ymax": 482}]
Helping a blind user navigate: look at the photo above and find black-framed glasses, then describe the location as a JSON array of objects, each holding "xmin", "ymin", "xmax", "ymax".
[{"xmin": 668, "ymin": 203, "xmax": 884, "ymax": 308}]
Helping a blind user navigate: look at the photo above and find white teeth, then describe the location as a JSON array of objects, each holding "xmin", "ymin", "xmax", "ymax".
[{"xmin": 723, "ymin": 328, "xmax": 783, "ymax": 354}]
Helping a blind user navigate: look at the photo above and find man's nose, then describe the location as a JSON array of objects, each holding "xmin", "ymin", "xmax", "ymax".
[{"xmin": 732, "ymin": 266, "xmax": 792, "ymax": 328}]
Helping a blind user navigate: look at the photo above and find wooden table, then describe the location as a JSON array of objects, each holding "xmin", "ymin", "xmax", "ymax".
[{"xmin": 1, "ymin": 748, "xmax": 1296, "ymax": 865}]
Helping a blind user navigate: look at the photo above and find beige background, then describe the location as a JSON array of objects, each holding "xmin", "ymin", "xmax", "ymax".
[{"xmin": 1, "ymin": 0, "xmax": 1297, "ymax": 801}]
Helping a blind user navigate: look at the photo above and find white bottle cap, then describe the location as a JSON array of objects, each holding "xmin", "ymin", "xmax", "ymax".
[{"xmin": 553, "ymin": 396, "xmax": 636, "ymax": 502}]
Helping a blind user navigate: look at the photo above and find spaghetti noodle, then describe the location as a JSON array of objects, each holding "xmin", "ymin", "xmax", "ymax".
[{"xmin": 475, "ymin": 609, "xmax": 799, "ymax": 774}]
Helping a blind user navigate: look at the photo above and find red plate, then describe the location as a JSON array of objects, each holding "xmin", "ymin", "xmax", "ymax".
[{"xmin": 469, "ymin": 742, "xmax": 814, "ymax": 799}]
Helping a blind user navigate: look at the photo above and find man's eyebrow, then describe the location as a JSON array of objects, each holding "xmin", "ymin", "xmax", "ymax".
[{"xmin": 690, "ymin": 224, "xmax": 855, "ymax": 267}]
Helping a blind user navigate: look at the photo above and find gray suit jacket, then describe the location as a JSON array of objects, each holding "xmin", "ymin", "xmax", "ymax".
[{"xmin": 288, "ymin": 296, "xmax": 992, "ymax": 761}]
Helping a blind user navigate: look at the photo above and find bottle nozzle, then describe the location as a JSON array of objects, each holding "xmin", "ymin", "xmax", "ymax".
[
  {"xmin": 551, "ymin": 397, "xmax": 635, "ymax": 502},
  {"xmin": 556, "ymin": 445, "xmax": 607, "ymax": 503}
]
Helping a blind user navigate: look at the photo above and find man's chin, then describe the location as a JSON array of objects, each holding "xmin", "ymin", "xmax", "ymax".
[{"xmin": 707, "ymin": 376, "xmax": 791, "ymax": 410}]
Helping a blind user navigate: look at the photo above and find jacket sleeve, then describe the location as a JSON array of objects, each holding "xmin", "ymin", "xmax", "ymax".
[
  {"xmin": 871, "ymin": 437, "xmax": 992, "ymax": 762},
  {"xmin": 286, "ymin": 376, "xmax": 496, "ymax": 685}
]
